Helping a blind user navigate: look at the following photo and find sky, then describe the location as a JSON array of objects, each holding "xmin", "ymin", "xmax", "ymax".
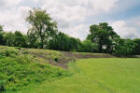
[{"xmin": 0, "ymin": 0, "xmax": 140, "ymax": 40}]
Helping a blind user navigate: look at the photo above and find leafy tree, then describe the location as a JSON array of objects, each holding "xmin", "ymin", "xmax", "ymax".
[
  {"xmin": 69, "ymin": 37, "xmax": 81, "ymax": 51},
  {"xmin": 27, "ymin": 28, "xmax": 40, "ymax": 48},
  {"xmin": 133, "ymin": 39, "xmax": 140, "ymax": 54},
  {"xmin": 3, "ymin": 32, "xmax": 15, "ymax": 46},
  {"xmin": 87, "ymin": 23, "xmax": 119, "ymax": 53},
  {"xmin": 0, "ymin": 25, "xmax": 5, "ymax": 45},
  {"xmin": 14, "ymin": 31, "xmax": 27, "ymax": 47},
  {"xmin": 113, "ymin": 39, "xmax": 137, "ymax": 56},
  {"xmin": 26, "ymin": 9, "xmax": 58, "ymax": 48},
  {"xmin": 0, "ymin": 25, "xmax": 3, "ymax": 32}
]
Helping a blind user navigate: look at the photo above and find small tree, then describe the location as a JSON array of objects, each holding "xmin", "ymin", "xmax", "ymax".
[
  {"xmin": 0, "ymin": 25, "xmax": 5, "ymax": 45},
  {"xmin": 26, "ymin": 9, "xmax": 58, "ymax": 48}
]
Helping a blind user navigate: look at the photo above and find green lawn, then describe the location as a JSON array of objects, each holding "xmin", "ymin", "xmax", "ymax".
[{"xmin": 20, "ymin": 58, "xmax": 140, "ymax": 93}]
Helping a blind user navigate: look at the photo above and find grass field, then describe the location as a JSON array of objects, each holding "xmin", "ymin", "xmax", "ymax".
[
  {"xmin": 1, "ymin": 46, "xmax": 140, "ymax": 93},
  {"xmin": 20, "ymin": 58, "xmax": 140, "ymax": 93}
]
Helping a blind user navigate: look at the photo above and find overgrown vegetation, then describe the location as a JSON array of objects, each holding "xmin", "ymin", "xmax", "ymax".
[
  {"xmin": 0, "ymin": 47, "xmax": 70, "ymax": 93},
  {"xmin": 0, "ymin": 9, "xmax": 140, "ymax": 56}
]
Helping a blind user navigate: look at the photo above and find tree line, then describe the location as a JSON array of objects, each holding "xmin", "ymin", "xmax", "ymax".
[{"xmin": 0, "ymin": 9, "xmax": 140, "ymax": 56}]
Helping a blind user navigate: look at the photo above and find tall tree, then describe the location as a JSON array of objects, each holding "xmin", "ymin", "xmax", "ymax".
[
  {"xmin": 26, "ymin": 9, "xmax": 58, "ymax": 48},
  {"xmin": 0, "ymin": 25, "xmax": 4, "ymax": 45},
  {"xmin": 133, "ymin": 39, "xmax": 140, "ymax": 54},
  {"xmin": 87, "ymin": 22, "xmax": 119, "ymax": 53}
]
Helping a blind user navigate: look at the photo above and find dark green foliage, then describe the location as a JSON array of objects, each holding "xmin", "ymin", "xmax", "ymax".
[
  {"xmin": 0, "ymin": 32, "xmax": 4, "ymax": 45},
  {"xmin": 2, "ymin": 31, "xmax": 27, "ymax": 47},
  {"xmin": 3, "ymin": 32, "xmax": 15, "ymax": 46},
  {"xmin": 14, "ymin": 31, "xmax": 27, "ymax": 47},
  {"xmin": 0, "ymin": 25, "xmax": 3, "ymax": 32},
  {"xmin": 27, "ymin": 29, "xmax": 40, "ymax": 48},
  {"xmin": 87, "ymin": 23, "xmax": 119, "ymax": 53},
  {"xmin": 113, "ymin": 39, "xmax": 137, "ymax": 56},
  {"xmin": 48, "ymin": 32, "xmax": 81, "ymax": 51},
  {"xmin": 78, "ymin": 40, "xmax": 98, "ymax": 52},
  {"xmin": 0, "ymin": 25, "xmax": 5, "ymax": 45},
  {"xmin": 133, "ymin": 39, "xmax": 140, "ymax": 54}
]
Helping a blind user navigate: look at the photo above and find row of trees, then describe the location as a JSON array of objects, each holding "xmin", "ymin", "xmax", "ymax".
[{"xmin": 0, "ymin": 9, "xmax": 140, "ymax": 56}]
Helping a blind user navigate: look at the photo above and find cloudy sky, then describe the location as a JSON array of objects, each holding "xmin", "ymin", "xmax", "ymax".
[{"xmin": 0, "ymin": 0, "xmax": 140, "ymax": 40}]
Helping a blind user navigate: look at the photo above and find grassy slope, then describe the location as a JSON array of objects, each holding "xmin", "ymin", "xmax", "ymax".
[
  {"xmin": 0, "ymin": 46, "xmax": 70, "ymax": 93},
  {"xmin": 24, "ymin": 58, "xmax": 140, "ymax": 93}
]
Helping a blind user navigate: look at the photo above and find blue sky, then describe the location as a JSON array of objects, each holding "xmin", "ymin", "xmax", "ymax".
[{"xmin": 0, "ymin": 0, "xmax": 140, "ymax": 40}]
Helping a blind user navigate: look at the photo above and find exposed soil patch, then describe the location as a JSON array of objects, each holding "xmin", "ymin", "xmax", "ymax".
[
  {"xmin": 23, "ymin": 49, "xmax": 115, "ymax": 69},
  {"xmin": 63, "ymin": 52, "xmax": 115, "ymax": 58}
]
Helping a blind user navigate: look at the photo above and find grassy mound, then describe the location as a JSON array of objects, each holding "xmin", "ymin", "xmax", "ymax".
[{"xmin": 0, "ymin": 47, "xmax": 70, "ymax": 93}]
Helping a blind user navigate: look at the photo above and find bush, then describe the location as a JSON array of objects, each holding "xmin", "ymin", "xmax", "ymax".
[{"xmin": 78, "ymin": 40, "xmax": 98, "ymax": 52}]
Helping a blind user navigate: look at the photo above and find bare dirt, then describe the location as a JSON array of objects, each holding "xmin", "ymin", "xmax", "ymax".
[{"xmin": 27, "ymin": 49, "xmax": 115, "ymax": 69}]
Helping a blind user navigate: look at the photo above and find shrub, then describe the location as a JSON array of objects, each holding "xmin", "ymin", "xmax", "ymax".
[{"xmin": 78, "ymin": 40, "xmax": 98, "ymax": 52}]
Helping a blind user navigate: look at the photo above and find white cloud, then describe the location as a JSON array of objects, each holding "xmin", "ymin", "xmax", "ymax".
[
  {"xmin": 40, "ymin": 0, "xmax": 118, "ymax": 40},
  {"xmin": 0, "ymin": 6, "xmax": 31, "ymax": 33},
  {"xmin": 111, "ymin": 20, "xmax": 140, "ymax": 39},
  {"xmin": 0, "ymin": 0, "xmax": 139, "ymax": 40},
  {"xmin": 0, "ymin": 0, "xmax": 21, "ymax": 8},
  {"xmin": 89, "ymin": 0, "xmax": 118, "ymax": 13},
  {"xmin": 60, "ymin": 24, "xmax": 89, "ymax": 40},
  {"xmin": 41, "ymin": 0, "xmax": 118, "ymax": 23}
]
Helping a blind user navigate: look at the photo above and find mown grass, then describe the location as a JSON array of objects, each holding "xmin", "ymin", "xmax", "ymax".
[{"xmin": 23, "ymin": 58, "xmax": 140, "ymax": 93}]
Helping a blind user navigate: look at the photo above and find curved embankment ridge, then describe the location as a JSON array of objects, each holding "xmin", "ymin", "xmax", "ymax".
[{"xmin": 26, "ymin": 48, "xmax": 115, "ymax": 68}]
